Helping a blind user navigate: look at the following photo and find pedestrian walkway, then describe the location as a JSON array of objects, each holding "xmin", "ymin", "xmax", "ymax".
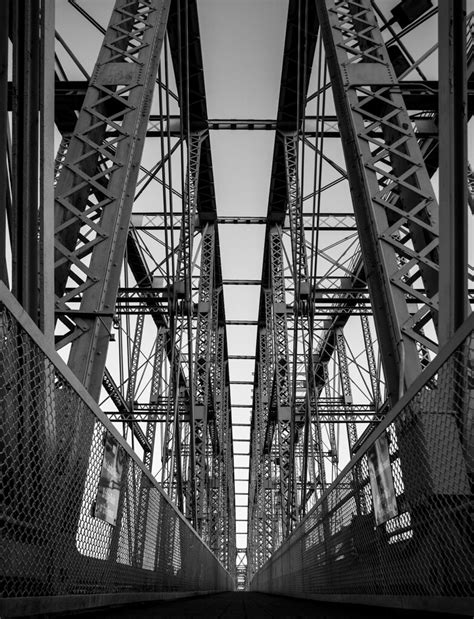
[{"xmin": 53, "ymin": 592, "xmax": 465, "ymax": 618}]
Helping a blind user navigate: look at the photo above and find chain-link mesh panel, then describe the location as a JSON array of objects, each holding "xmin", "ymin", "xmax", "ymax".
[
  {"xmin": 0, "ymin": 298, "xmax": 233, "ymax": 598},
  {"xmin": 251, "ymin": 320, "xmax": 473, "ymax": 599}
]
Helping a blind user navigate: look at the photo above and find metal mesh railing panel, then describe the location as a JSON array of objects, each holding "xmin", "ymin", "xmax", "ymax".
[
  {"xmin": 0, "ymin": 297, "xmax": 233, "ymax": 598},
  {"xmin": 251, "ymin": 321, "xmax": 473, "ymax": 598}
]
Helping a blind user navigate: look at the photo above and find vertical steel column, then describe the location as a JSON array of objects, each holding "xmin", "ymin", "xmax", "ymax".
[
  {"xmin": 262, "ymin": 289, "xmax": 277, "ymax": 558},
  {"xmin": 210, "ymin": 316, "xmax": 236, "ymax": 575},
  {"xmin": 11, "ymin": 0, "xmax": 40, "ymax": 324},
  {"xmin": 0, "ymin": 0, "xmax": 8, "ymax": 285},
  {"xmin": 437, "ymin": 0, "xmax": 472, "ymax": 487},
  {"xmin": 265, "ymin": 287, "xmax": 281, "ymax": 553},
  {"xmin": 269, "ymin": 226, "xmax": 294, "ymax": 537},
  {"xmin": 248, "ymin": 326, "xmax": 272, "ymax": 577},
  {"xmin": 249, "ymin": 288, "xmax": 280, "ymax": 566},
  {"xmin": 323, "ymin": 365, "xmax": 338, "ymax": 479},
  {"xmin": 283, "ymin": 135, "xmax": 309, "ymax": 299},
  {"xmin": 335, "ymin": 328, "xmax": 357, "ymax": 452},
  {"xmin": 307, "ymin": 366, "xmax": 327, "ymax": 495},
  {"xmin": 209, "ymin": 311, "xmax": 223, "ymax": 558},
  {"xmin": 146, "ymin": 328, "xmax": 167, "ymax": 470},
  {"xmin": 124, "ymin": 312, "xmax": 145, "ymax": 439},
  {"xmin": 192, "ymin": 224, "xmax": 215, "ymax": 535},
  {"xmin": 283, "ymin": 133, "xmax": 307, "ymax": 524},
  {"xmin": 360, "ymin": 314, "xmax": 381, "ymax": 410},
  {"xmin": 39, "ymin": 0, "xmax": 55, "ymax": 340},
  {"xmin": 438, "ymin": 0, "xmax": 468, "ymax": 343},
  {"xmin": 173, "ymin": 130, "xmax": 203, "ymax": 523},
  {"xmin": 134, "ymin": 330, "xmax": 166, "ymax": 569},
  {"xmin": 224, "ymin": 382, "xmax": 237, "ymax": 578},
  {"xmin": 161, "ymin": 347, "xmax": 183, "ymax": 505}
]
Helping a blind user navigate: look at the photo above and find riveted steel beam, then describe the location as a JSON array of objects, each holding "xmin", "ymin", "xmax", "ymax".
[
  {"xmin": 54, "ymin": 0, "xmax": 172, "ymax": 400},
  {"xmin": 316, "ymin": 0, "xmax": 440, "ymax": 402}
]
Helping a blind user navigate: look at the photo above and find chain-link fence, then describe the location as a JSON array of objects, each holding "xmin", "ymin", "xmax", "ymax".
[
  {"xmin": 0, "ymin": 285, "xmax": 233, "ymax": 613},
  {"xmin": 251, "ymin": 315, "xmax": 473, "ymax": 609}
]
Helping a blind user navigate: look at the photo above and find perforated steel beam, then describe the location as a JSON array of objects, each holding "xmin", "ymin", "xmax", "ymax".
[
  {"xmin": 193, "ymin": 223, "xmax": 215, "ymax": 534},
  {"xmin": 316, "ymin": 0, "xmax": 440, "ymax": 402},
  {"xmin": 54, "ymin": 0, "xmax": 171, "ymax": 400}
]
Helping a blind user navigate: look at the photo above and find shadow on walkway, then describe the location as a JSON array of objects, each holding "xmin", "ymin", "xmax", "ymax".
[{"xmin": 42, "ymin": 592, "xmax": 466, "ymax": 618}]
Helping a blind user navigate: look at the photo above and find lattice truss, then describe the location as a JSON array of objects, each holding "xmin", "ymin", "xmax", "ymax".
[
  {"xmin": 5, "ymin": 0, "xmax": 470, "ymax": 588},
  {"xmin": 52, "ymin": 0, "xmax": 236, "ymax": 574},
  {"xmin": 246, "ymin": 0, "xmax": 473, "ymax": 580}
]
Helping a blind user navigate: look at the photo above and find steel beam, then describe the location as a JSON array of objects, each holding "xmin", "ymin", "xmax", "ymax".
[
  {"xmin": 11, "ymin": 0, "xmax": 40, "ymax": 324},
  {"xmin": 193, "ymin": 223, "xmax": 215, "ymax": 534},
  {"xmin": 40, "ymin": 0, "xmax": 56, "ymax": 340},
  {"xmin": 54, "ymin": 0, "xmax": 172, "ymax": 399},
  {"xmin": 0, "ymin": 0, "xmax": 9, "ymax": 285},
  {"xmin": 438, "ymin": 0, "xmax": 469, "ymax": 343},
  {"xmin": 316, "ymin": 0, "xmax": 440, "ymax": 402},
  {"xmin": 335, "ymin": 328, "xmax": 357, "ymax": 452},
  {"xmin": 144, "ymin": 329, "xmax": 167, "ymax": 470}
]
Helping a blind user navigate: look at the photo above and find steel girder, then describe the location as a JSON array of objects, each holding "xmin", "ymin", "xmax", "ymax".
[
  {"xmin": 9, "ymin": 1, "xmax": 40, "ymax": 322},
  {"xmin": 269, "ymin": 226, "xmax": 294, "ymax": 536},
  {"xmin": 192, "ymin": 222, "xmax": 215, "ymax": 535},
  {"xmin": 360, "ymin": 313, "xmax": 381, "ymax": 411},
  {"xmin": 284, "ymin": 134, "xmax": 328, "ymax": 518},
  {"xmin": 4, "ymin": 0, "xmax": 55, "ymax": 332},
  {"xmin": 316, "ymin": 0, "xmax": 440, "ymax": 400},
  {"xmin": 212, "ymin": 324, "xmax": 236, "ymax": 573},
  {"xmin": 54, "ymin": 0, "xmax": 171, "ymax": 398},
  {"xmin": 335, "ymin": 328, "xmax": 357, "ymax": 451},
  {"xmin": 438, "ymin": 0, "xmax": 469, "ymax": 343},
  {"xmin": 0, "ymin": 1, "xmax": 8, "ymax": 287},
  {"xmin": 160, "ymin": 130, "xmax": 203, "ymax": 522},
  {"xmin": 144, "ymin": 329, "xmax": 167, "ymax": 470}
]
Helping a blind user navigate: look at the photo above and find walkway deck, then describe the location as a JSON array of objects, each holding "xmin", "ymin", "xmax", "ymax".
[{"xmin": 50, "ymin": 592, "xmax": 466, "ymax": 618}]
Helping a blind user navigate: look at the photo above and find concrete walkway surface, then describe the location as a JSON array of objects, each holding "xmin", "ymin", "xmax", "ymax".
[{"xmin": 41, "ymin": 592, "xmax": 467, "ymax": 619}]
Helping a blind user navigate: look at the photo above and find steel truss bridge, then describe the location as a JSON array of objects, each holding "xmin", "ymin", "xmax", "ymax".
[{"xmin": 1, "ymin": 0, "xmax": 473, "ymax": 616}]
